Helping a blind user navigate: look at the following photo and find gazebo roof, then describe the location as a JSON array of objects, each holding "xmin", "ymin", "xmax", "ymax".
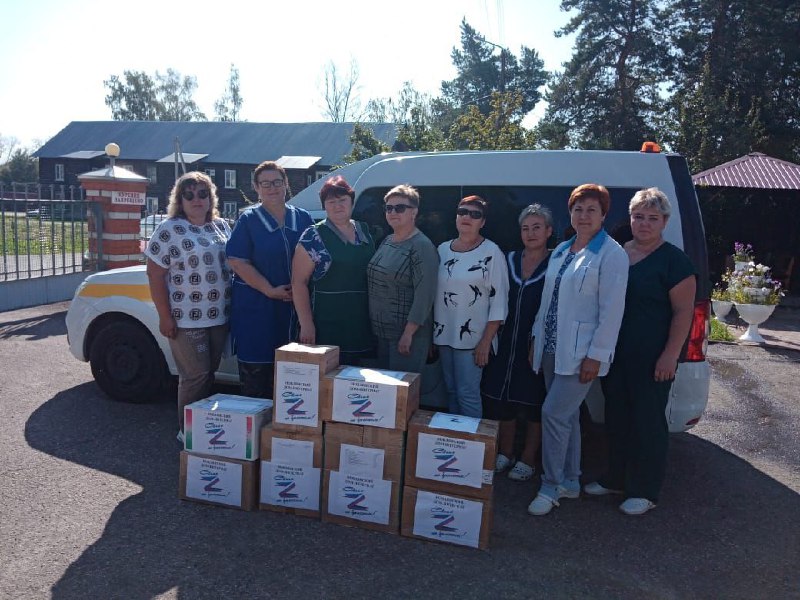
[{"xmin": 692, "ymin": 152, "xmax": 800, "ymax": 190}]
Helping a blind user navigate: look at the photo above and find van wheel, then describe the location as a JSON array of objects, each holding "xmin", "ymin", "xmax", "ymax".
[{"xmin": 89, "ymin": 321, "xmax": 169, "ymax": 403}]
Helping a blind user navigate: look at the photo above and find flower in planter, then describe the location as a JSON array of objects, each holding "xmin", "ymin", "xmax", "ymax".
[{"xmin": 733, "ymin": 242, "xmax": 754, "ymax": 263}]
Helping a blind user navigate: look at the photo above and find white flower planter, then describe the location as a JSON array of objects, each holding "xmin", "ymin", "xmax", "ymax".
[
  {"xmin": 734, "ymin": 303, "xmax": 776, "ymax": 344},
  {"xmin": 711, "ymin": 300, "xmax": 733, "ymax": 321}
]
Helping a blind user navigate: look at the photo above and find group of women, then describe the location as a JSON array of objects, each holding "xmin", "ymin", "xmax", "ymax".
[{"xmin": 146, "ymin": 166, "xmax": 696, "ymax": 518}]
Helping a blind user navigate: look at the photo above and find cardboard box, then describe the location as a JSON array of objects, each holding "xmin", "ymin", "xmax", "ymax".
[
  {"xmin": 321, "ymin": 470, "xmax": 401, "ymax": 534},
  {"xmin": 259, "ymin": 424, "xmax": 323, "ymax": 518},
  {"xmin": 405, "ymin": 410, "xmax": 499, "ymax": 500},
  {"xmin": 320, "ymin": 366, "xmax": 420, "ymax": 431},
  {"xmin": 179, "ymin": 451, "xmax": 258, "ymax": 511},
  {"xmin": 184, "ymin": 394, "xmax": 273, "ymax": 461},
  {"xmin": 273, "ymin": 344, "xmax": 339, "ymax": 433},
  {"xmin": 401, "ymin": 486, "xmax": 492, "ymax": 550},
  {"xmin": 323, "ymin": 422, "xmax": 405, "ymax": 482}
]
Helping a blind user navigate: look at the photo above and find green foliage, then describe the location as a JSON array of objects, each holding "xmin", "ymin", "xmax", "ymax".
[
  {"xmin": 664, "ymin": 1, "xmax": 800, "ymax": 170},
  {"xmin": 441, "ymin": 19, "xmax": 548, "ymax": 119},
  {"xmin": 0, "ymin": 149, "xmax": 38, "ymax": 183},
  {"xmin": 448, "ymin": 92, "xmax": 536, "ymax": 150},
  {"xmin": 537, "ymin": 0, "xmax": 669, "ymax": 150},
  {"xmin": 104, "ymin": 69, "xmax": 206, "ymax": 121},
  {"xmin": 709, "ymin": 317, "xmax": 735, "ymax": 342},
  {"xmin": 214, "ymin": 64, "xmax": 244, "ymax": 122},
  {"xmin": 344, "ymin": 124, "xmax": 390, "ymax": 164}
]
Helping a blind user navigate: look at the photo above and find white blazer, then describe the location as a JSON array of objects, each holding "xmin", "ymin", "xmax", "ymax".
[{"xmin": 531, "ymin": 229, "xmax": 628, "ymax": 376}]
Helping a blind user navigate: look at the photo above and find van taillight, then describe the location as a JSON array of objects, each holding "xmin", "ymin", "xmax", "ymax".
[{"xmin": 685, "ymin": 300, "xmax": 709, "ymax": 362}]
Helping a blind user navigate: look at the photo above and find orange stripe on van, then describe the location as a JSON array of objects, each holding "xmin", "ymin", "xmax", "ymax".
[{"xmin": 79, "ymin": 283, "xmax": 152, "ymax": 301}]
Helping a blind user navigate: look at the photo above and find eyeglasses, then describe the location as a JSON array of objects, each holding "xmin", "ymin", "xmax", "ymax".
[
  {"xmin": 256, "ymin": 178, "xmax": 286, "ymax": 189},
  {"xmin": 182, "ymin": 189, "xmax": 210, "ymax": 201},
  {"xmin": 385, "ymin": 204, "xmax": 415, "ymax": 214},
  {"xmin": 457, "ymin": 207, "xmax": 484, "ymax": 219}
]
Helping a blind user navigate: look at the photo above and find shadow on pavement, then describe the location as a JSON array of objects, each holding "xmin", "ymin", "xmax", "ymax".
[
  {"xmin": 0, "ymin": 310, "xmax": 67, "ymax": 340},
  {"xmin": 25, "ymin": 385, "xmax": 800, "ymax": 599}
]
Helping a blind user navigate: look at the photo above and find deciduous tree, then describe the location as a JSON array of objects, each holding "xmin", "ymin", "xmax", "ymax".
[
  {"xmin": 0, "ymin": 149, "xmax": 38, "ymax": 183},
  {"xmin": 104, "ymin": 69, "xmax": 206, "ymax": 121},
  {"xmin": 214, "ymin": 64, "xmax": 244, "ymax": 122},
  {"xmin": 322, "ymin": 60, "xmax": 362, "ymax": 123}
]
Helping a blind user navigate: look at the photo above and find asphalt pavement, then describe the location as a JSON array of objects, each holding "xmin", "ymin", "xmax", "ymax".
[{"xmin": 0, "ymin": 301, "xmax": 798, "ymax": 599}]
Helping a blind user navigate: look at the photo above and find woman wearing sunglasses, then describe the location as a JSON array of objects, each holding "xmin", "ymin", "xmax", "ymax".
[
  {"xmin": 433, "ymin": 195, "xmax": 509, "ymax": 417},
  {"xmin": 145, "ymin": 171, "xmax": 232, "ymax": 442},
  {"xmin": 226, "ymin": 161, "xmax": 313, "ymax": 398},
  {"xmin": 291, "ymin": 176, "xmax": 376, "ymax": 364},
  {"xmin": 366, "ymin": 185, "xmax": 438, "ymax": 374}
]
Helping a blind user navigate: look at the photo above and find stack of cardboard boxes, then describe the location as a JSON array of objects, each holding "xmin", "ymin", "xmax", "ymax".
[
  {"xmin": 178, "ymin": 394, "xmax": 274, "ymax": 511},
  {"xmin": 260, "ymin": 343, "xmax": 340, "ymax": 517},
  {"xmin": 176, "ymin": 343, "xmax": 499, "ymax": 550},
  {"xmin": 320, "ymin": 366, "xmax": 419, "ymax": 533},
  {"xmin": 401, "ymin": 410, "xmax": 499, "ymax": 549}
]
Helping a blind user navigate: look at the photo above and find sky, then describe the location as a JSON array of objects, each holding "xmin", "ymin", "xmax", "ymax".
[{"xmin": 0, "ymin": 0, "xmax": 576, "ymax": 152}]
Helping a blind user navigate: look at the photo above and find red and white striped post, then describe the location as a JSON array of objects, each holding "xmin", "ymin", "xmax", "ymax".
[{"xmin": 78, "ymin": 143, "xmax": 148, "ymax": 270}]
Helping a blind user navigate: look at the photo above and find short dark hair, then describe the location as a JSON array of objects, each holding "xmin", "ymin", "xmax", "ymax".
[
  {"xmin": 459, "ymin": 195, "xmax": 488, "ymax": 217},
  {"xmin": 319, "ymin": 175, "xmax": 355, "ymax": 207}
]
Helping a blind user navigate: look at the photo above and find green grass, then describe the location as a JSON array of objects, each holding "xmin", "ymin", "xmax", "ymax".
[
  {"xmin": 1, "ymin": 214, "xmax": 89, "ymax": 254},
  {"xmin": 710, "ymin": 317, "xmax": 736, "ymax": 342}
]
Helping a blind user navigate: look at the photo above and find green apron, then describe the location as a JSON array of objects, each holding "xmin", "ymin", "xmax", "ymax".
[{"xmin": 311, "ymin": 222, "xmax": 375, "ymax": 355}]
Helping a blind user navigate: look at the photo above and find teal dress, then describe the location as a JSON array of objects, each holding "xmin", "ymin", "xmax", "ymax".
[{"xmin": 600, "ymin": 242, "xmax": 695, "ymax": 502}]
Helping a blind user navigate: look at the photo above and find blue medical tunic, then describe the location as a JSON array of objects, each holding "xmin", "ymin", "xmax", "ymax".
[{"xmin": 226, "ymin": 204, "xmax": 313, "ymax": 363}]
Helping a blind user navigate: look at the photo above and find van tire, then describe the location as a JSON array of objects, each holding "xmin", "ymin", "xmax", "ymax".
[{"xmin": 89, "ymin": 320, "xmax": 169, "ymax": 403}]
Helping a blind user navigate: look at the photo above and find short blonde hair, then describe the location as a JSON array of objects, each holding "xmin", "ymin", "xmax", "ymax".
[
  {"xmin": 384, "ymin": 184, "xmax": 420, "ymax": 208},
  {"xmin": 167, "ymin": 171, "xmax": 220, "ymax": 221},
  {"xmin": 629, "ymin": 187, "xmax": 671, "ymax": 218}
]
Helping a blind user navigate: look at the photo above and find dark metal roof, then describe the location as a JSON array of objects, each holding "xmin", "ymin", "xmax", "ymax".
[
  {"xmin": 34, "ymin": 121, "xmax": 397, "ymax": 167},
  {"xmin": 692, "ymin": 152, "xmax": 800, "ymax": 190}
]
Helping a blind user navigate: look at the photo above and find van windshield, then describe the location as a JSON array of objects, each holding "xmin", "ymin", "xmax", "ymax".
[{"xmin": 353, "ymin": 185, "xmax": 641, "ymax": 252}]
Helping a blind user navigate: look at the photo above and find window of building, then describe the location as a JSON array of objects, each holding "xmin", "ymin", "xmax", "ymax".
[
  {"xmin": 146, "ymin": 197, "xmax": 159, "ymax": 215},
  {"xmin": 147, "ymin": 166, "xmax": 157, "ymax": 184},
  {"xmin": 118, "ymin": 164, "xmax": 134, "ymax": 172},
  {"xmin": 225, "ymin": 170, "xmax": 236, "ymax": 189},
  {"xmin": 315, "ymin": 170, "xmax": 329, "ymax": 181},
  {"xmin": 205, "ymin": 168, "xmax": 216, "ymax": 180},
  {"xmin": 55, "ymin": 164, "xmax": 64, "ymax": 181},
  {"xmin": 223, "ymin": 200, "xmax": 238, "ymax": 220}
]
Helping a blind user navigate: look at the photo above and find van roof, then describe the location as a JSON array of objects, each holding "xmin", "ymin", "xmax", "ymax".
[{"xmin": 288, "ymin": 149, "xmax": 679, "ymax": 212}]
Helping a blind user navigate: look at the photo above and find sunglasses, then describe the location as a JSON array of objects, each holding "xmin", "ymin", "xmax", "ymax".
[
  {"xmin": 182, "ymin": 189, "xmax": 210, "ymax": 201},
  {"xmin": 385, "ymin": 204, "xmax": 415, "ymax": 214},
  {"xmin": 457, "ymin": 207, "xmax": 484, "ymax": 219}
]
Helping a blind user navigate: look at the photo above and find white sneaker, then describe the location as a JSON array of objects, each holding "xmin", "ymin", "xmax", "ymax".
[
  {"xmin": 507, "ymin": 461, "xmax": 535, "ymax": 481},
  {"xmin": 527, "ymin": 492, "xmax": 559, "ymax": 516},
  {"xmin": 176, "ymin": 430, "xmax": 184, "ymax": 444},
  {"xmin": 495, "ymin": 453, "xmax": 513, "ymax": 473},
  {"xmin": 619, "ymin": 497, "xmax": 656, "ymax": 515},
  {"xmin": 584, "ymin": 481, "xmax": 624, "ymax": 496}
]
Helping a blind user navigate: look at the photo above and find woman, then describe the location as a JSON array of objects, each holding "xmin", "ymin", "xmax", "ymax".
[
  {"xmin": 226, "ymin": 161, "xmax": 313, "ymax": 398},
  {"xmin": 482, "ymin": 204, "xmax": 552, "ymax": 481},
  {"xmin": 585, "ymin": 188, "xmax": 696, "ymax": 516},
  {"xmin": 145, "ymin": 171, "xmax": 232, "ymax": 441},
  {"xmin": 433, "ymin": 195, "xmax": 508, "ymax": 418},
  {"xmin": 528, "ymin": 184, "xmax": 628, "ymax": 516},
  {"xmin": 292, "ymin": 176, "xmax": 375, "ymax": 363},
  {"xmin": 366, "ymin": 185, "xmax": 438, "ymax": 373}
]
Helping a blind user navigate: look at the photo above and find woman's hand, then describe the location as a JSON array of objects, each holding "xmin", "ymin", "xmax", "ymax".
[
  {"xmin": 654, "ymin": 351, "xmax": 679, "ymax": 382},
  {"xmin": 397, "ymin": 331, "xmax": 414, "ymax": 356},
  {"xmin": 579, "ymin": 357, "xmax": 601, "ymax": 383},
  {"xmin": 298, "ymin": 321, "xmax": 316, "ymax": 345},
  {"xmin": 473, "ymin": 339, "xmax": 492, "ymax": 368},
  {"xmin": 267, "ymin": 284, "xmax": 293, "ymax": 302},
  {"xmin": 158, "ymin": 314, "xmax": 177, "ymax": 339}
]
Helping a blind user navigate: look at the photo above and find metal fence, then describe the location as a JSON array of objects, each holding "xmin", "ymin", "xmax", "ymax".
[{"xmin": 0, "ymin": 183, "xmax": 92, "ymax": 282}]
